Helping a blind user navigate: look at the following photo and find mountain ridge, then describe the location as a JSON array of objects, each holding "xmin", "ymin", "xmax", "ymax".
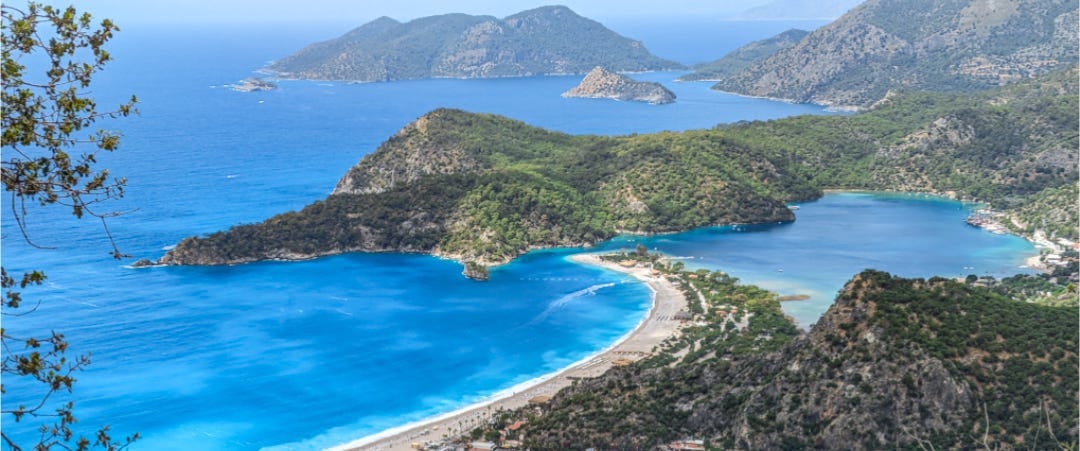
[
  {"xmin": 697, "ymin": 0, "xmax": 1078, "ymax": 108},
  {"xmin": 266, "ymin": 5, "xmax": 683, "ymax": 82}
]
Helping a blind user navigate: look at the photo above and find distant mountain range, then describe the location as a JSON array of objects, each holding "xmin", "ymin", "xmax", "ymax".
[
  {"xmin": 266, "ymin": 6, "xmax": 682, "ymax": 82},
  {"xmin": 693, "ymin": 0, "xmax": 1078, "ymax": 108}
]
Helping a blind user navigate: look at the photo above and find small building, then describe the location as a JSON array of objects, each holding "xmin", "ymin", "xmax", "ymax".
[
  {"xmin": 612, "ymin": 358, "xmax": 634, "ymax": 367},
  {"xmin": 673, "ymin": 311, "xmax": 693, "ymax": 321},
  {"xmin": 619, "ymin": 260, "xmax": 637, "ymax": 268}
]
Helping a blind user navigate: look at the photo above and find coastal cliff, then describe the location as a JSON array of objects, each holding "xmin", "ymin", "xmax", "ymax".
[
  {"xmin": 157, "ymin": 70, "xmax": 1077, "ymax": 276},
  {"xmin": 266, "ymin": 6, "xmax": 682, "ymax": 82},
  {"xmin": 695, "ymin": 0, "xmax": 1078, "ymax": 108},
  {"xmin": 520, "ymin": 270, "xmax": 1079, "ymax": 448},
  {"xmin": 563, "ymin": 67, "xmax": 676, "ymax": 104}
]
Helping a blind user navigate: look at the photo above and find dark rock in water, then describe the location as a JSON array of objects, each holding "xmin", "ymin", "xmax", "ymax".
[
  {"xmin": 229, "ymin": 77, "xmax": 276, "ymax": 92},
  {"xmin": 131, "ymin": 258, "xmax": 156, "ymax": 267},
  {"xmin": 463, "ymin": 261, "xmax": 490, "ymax": 281},
  {"xmin": 562, "ymin": 66, "xmax": 675, "ymax": 104}
]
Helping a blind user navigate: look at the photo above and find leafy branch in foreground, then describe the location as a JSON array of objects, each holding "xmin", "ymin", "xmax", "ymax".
[{"xmin": 2, "ymin": 2, "xmax": 137, "ymax": 450}]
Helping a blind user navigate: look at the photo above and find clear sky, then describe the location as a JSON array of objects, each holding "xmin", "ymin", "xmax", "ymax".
[{"xmin": 65, "ymin": 0, "xmax": 776, "ymax": 25}]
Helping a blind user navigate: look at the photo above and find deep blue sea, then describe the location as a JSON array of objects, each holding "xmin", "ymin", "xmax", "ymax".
[{"xmin": 2, "ymin": 21, "xmax": 1035, "ymax": 450}]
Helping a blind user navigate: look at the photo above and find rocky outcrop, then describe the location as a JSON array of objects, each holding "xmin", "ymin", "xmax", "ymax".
[
  {"xmin": 708, "ymin": 0, "xmax": 1079, "ymax": 108},
  {"xmin": 562, "ymin": 67, "xmax": 675, "ymax": 104},
  {"xmin": 267, "ymin": 6, "xmax": 682, "ymax": 82}
]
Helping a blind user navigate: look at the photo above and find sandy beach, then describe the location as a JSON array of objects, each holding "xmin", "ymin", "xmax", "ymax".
[{"xmin": 332, "ymin": 254, "xmax": 687, "ymax": 451}]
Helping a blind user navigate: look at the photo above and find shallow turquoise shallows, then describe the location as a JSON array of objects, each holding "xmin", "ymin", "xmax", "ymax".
[{"xmin": 1, "ymin": 22, "xmax": 1033, "ymax": 450}]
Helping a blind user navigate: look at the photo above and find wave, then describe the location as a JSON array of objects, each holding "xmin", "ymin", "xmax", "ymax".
[{"xmin": 526, "ymin": 282, "xmax": 615, "ymax": 326}]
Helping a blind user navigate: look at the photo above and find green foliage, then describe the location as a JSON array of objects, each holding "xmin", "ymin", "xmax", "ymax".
[
  {"xmin": 2, "ymin": 3, "xmax": 137, "ymax": 229},
  {"xmin": 854, "ymin": 270, "xmax": 1078, "ymax": 446},
  {"xmin": 1, "ymin": 2, "xmax": 137, "ymax": 450}
]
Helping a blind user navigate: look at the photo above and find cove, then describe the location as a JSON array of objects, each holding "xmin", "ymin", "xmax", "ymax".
[
  {"xmin": 3, "ymin": 192, "xmax": 1035, "ymax": 450},
  {"xmin": 594, "ymin": 192, "xmax": 1037, "ymax": 328}
]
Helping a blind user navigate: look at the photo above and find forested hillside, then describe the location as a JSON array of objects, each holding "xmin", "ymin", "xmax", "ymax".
[
  {"xmin": 159, "ymin": 68, "xmax": 1077, "ymax": 274},
  {"xmin": 519, "ymin": 270, "xmax": 1078, "ymax": 449}
]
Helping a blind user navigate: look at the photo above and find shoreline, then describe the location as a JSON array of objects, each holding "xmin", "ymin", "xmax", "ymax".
[{"xmin": 332, "ymin": 253, "xmax": 687, "ymax": 451}]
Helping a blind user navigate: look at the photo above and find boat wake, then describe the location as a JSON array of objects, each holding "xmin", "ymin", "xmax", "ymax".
[{"xmin": 526, "ymin": 282, "xmax": 615, "ymax": 326}]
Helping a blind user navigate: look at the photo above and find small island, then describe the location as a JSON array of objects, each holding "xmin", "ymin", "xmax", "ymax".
[
  {"xmin": 228, "ymin": 77, "xmax": 277, "ymax": 92},
  {"xmin": 562, "ymin": 66, "xmax": 676, "ymax": 104}
]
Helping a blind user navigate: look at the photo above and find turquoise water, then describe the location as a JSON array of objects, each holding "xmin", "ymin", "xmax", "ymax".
[
  {"xmin": 1, "ymin": 23, "xmax": 1035, "ymax": 450},
  {"xmin": 598, "ymin": 192, "xmax": 1037, "ymax": 328}
]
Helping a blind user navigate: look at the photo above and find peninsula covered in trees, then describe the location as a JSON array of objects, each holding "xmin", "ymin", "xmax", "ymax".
[{"xmin": 157, "ymin": 67, "xmax": 1077, "ymax": 277}]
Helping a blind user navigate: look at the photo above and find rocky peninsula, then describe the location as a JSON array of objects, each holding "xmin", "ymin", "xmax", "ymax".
[{"xmin": 562, "ymin": 67, "xmax": 675, "ymax": 104}]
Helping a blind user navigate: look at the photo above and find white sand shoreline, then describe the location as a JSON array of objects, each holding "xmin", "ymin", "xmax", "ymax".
[{"xmin": 332, "ymin": 253, "xmax": 686, "ymax": 451}]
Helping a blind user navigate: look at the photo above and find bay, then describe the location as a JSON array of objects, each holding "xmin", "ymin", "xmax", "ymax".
[{"xmin": 1, "ymin": 22, "xmax": 1034, "ymax": 450}]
